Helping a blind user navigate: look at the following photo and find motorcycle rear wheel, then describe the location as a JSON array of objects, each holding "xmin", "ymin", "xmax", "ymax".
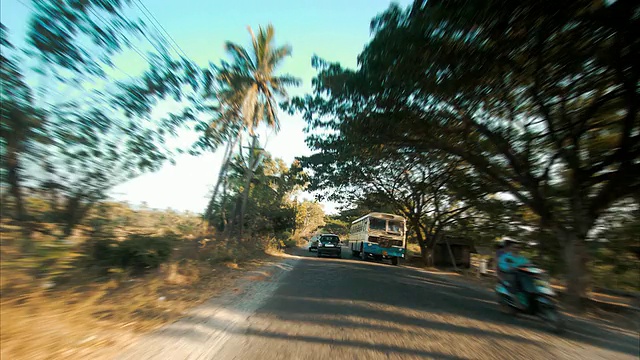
[
  {"xmin": 498, "ymin": 296, "xmax": 517, "ymax": 315},
  {"xmin": 542, "ymin": 308, "xmax": 564, "ymax": 334}
]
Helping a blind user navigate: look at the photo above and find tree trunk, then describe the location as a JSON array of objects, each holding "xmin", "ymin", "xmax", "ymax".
[
  {"xmin": 223, "ymin": 196, "xmax": 242, "ymax": 240},
  {"xmin": 204, "ymin": 134, "xmax": 240, "ymax": 224},
  {"xmin": 561, "ymin": 229, "xmax": 589, "ymax": 308},
  {"xmin": 413, "ymin": 222, "xmax": 427, "ymax": 263},
  {"xmin": 406, "ymin": 216, "xmax": 427, "ymax": 264},
  {"xmin": 427, "ymin": 244, "xmax": 437, "ymax": 267},
  {"xmin": 238, "ymin": 166, "xmax": 254, "ymax": 239},
  {"xmin": 6, "ymin": 148, "xmax": 34, "ymax": 252},
  {"xmin": 6, "ymin": 149, "xmax": 26, "ymax": 222},
  {"xmin": 61, "ymin": 196, "xmax": 94, "ymax": 239},
  {"xmin": 220, "ymin": 176, "xmax": 229, "ymax": 230},
  {"xmin": 421, "ymin": 234, "xmax": 432, "ymax": 266},
  {"xmin": 19, "ymin": 228, "xmax": 35, "ymax": 253},
  {"xmin": 238, "ymin": 135, "xmax": 262, "ymax": 239},
  {"xmin": 424, "ymin": 226, "xmax": 442, "ymax": 267}
]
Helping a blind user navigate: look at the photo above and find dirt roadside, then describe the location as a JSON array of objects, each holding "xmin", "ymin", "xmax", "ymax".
[
  {"xmin": 0, "ymin": 249, "xmax": 297, "ymax": 360},
  {"xmin": 109, "ymin": 253, "xmax": 301, "ymax": 360}
]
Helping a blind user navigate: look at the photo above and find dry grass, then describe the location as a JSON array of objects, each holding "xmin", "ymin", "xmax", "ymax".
[
  {"xmin": 406, "ymin": 243, "xmax": 421, "ymax": 258},
  {"xmin": 0, "ymin": 226, "xmax": 281, "ymax": 360}
]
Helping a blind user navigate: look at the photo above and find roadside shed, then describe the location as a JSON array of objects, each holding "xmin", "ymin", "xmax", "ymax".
[{"xmin": 433, "ymin": 235, "xmax": 476, "ymax": 268}]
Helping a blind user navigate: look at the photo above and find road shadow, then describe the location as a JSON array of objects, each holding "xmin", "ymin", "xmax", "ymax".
[
  {"xmin": 145, "ymin": 249, "xmax": 638, "ymax": 359},
  {"xmin": 261, "ymin": 252, "xmax": 640, "ymax": 358}
]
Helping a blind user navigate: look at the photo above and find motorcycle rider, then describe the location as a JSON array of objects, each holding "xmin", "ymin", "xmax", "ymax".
[
  {"xmin": 498, "ymin": 239, "xmax": 530, "ymax": 309},
  {"xmin": 494, "ymin": 241, "xmax": 504, "ymax": 271}
]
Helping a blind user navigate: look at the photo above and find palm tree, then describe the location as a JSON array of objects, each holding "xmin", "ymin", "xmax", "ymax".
[{"xmin": 204, "ymin": 24, "xmax": 299, "ymax": 236}]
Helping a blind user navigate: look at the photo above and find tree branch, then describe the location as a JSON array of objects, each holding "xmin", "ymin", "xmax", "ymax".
[{"xmin": 588, "ymin": 162, "xmax": 640, "ymax": 222}]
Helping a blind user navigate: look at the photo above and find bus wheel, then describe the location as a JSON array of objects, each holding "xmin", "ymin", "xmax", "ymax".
[{"xmin": 391, "ymin": 257, "xmax": 399, "ymax": 266}]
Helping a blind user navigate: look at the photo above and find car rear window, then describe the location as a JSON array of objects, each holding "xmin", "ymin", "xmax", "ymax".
[{"xmin": 320, "ymin": 236, "xmax": 339, "ymax": 244}]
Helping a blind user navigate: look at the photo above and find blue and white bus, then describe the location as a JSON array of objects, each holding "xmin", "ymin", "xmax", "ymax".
[{"xmin": 348, "ymin": 212, "xmax": 406, "ymax": 265}]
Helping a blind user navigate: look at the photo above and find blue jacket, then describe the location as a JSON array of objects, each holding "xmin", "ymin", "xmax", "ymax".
[{"xmin": 498, "ymin": 251, "xmax": 529, "ymax": 272}]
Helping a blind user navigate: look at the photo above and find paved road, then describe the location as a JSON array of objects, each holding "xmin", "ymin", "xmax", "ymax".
[{"xmin": 117, "ymin": 247, "xmax": 639, "ymax": 360}]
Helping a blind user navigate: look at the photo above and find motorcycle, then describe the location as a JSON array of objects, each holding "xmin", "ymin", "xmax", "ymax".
[{"xmin": 495, "ymin": 264, "xmax": 564, "ymax": 333}]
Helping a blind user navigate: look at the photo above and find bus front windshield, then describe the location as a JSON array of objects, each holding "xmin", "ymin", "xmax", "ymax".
[
  {"xmin": 388, "ymin": 221, "xmax": 403, "ymax": 233},
  {"xmin": 369, "ymin": 218, "xmax": 386, "ymax": 231}
]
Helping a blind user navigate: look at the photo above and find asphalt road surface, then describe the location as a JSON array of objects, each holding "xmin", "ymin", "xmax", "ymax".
[{"xmin": 117, "ymin": 247, "xmax": 639, "ymax": 360}]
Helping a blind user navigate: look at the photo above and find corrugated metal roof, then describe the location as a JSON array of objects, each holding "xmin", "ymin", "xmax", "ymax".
[
  {"xmin": 351, "ymin": 212, "xmax": 406, "ymax": 224},
  {"xmin": 435, "ymin": 235, "xmax": 477, "ymax": 253}
]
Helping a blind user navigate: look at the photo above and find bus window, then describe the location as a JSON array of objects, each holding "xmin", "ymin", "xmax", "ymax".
[
  {"xmin": 369, "ymin": 218, "xmax": 386, "ymax": 231},
  {"xmin": 388, "ymin": 221, "xmax": 403, "ymax": 233}
]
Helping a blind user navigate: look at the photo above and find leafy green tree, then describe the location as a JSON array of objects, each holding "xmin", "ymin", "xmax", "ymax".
[
  {"xmin": 588, "ymin": 197, "xmax": 640, "ymax": 291},
  {"xmin": 334, "ymin": 196, "xmax": 396, "ymax": 225},
  {"xmin": 294, "ymin": 200, "xmax": 326, "ymax": 237},
  {"xmin": 301, "ymin": 144, "xmax": 504, "ymax": 264},
  {"xmin": 321, "ymin": 216, "xmax": 350, "ymax": 237},
  {"xmin": 207, "ymin": 150, "xmax": 306, "ymax": 240},
  {"xmin": 1, "ymin": 25, "xmax": 47, "ymax": 231},
  {"xmin": 291, "ymin": 0, "xmax": 639, "ymax": 303},
  {"xmin": 1, "ymin": 1, "xmax": 203, "ymax": 248}
]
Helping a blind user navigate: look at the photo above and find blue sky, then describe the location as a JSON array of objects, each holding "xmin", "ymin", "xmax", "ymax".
[{"xmin": 1, "ymin": 0, "xmax": 412, "ymax": 214}]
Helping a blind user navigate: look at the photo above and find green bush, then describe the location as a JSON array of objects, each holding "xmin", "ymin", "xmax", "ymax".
[
  {"xmin": 87, "ymin": 238, "xmax": 121, "ymax": 269},
  {"xmin": 85, "ymin": 234, "xmax": 175, "ymax": 274},
  {"xmin": 276, "ymin": 231, "xmax": 293, "ymax": 240},
  {"xmin": 118, "ymin": 234, "xmax": 174, "ymax": 272},
  {"xmin": 282, "ymin": 238, "xmax": 298, "ymax": 248}
]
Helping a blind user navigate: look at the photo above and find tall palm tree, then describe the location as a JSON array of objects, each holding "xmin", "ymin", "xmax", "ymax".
[
  {"xmin": 221, "ymin": 24, "xmax": 299, "ymax": 135},
  {"xmin": 205, "ymin": 24, "xmax": 299, "ymax": 235}
]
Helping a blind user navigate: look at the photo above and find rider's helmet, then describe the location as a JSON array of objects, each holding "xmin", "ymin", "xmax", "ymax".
[{"xmin": 500, "ymin": 237, "xmax": 521, "ymax": 248}]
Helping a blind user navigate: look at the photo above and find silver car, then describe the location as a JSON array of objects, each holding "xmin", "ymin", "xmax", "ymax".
[{"xmin": 308, "ymin": 235, "xmax": 320, "ymax": 252}]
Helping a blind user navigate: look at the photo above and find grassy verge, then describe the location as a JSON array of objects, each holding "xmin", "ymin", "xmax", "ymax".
[{"xmin": 0, "ymin": 225, "xmax": 283, "ymax": 360}]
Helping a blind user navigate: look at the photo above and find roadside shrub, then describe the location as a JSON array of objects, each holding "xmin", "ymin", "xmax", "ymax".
[
  {"xmin": 276, "ymin": 231, "xmax": 293, "ymax": 240},
  {"xmin": 282, "ymin": 238, "xmax": 298, "ymax": 248},
  {"xmin": 118, "ymin": 234, "xmax": 174, "ymax": 272},
  {"xmin": 264, "ymin": 237, "xmax": 282, "ymax": 252},
  {"xmin": 87, "ymin": 238, "xmax": 121, "ymax": 270},
  {"xmin": 84, "ymin": 234, "xmax": 175, "ymax": 274},
  {"xmin": 205, "ymin": 245, "xmax": 235, "ymax": 264}
]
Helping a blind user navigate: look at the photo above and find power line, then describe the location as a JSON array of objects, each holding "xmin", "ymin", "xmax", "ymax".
[
  {"xmin": 86, "ymin": 6, "xmax": 154, "ymax": 68},
  {"xmin": 134, "ymin": 0, "xmax": 188, "ymax": 59},
  {"xmin": 129, "ymin": 45, "xmax": 154, "ymax": 66},
  {"xmin": 14, "ymin": 0, "xmax": 147, "ymax": 82},
  {"xmin": 132, "ymin": 0, "xmax": 190, "ymax": 60},
  {"xmin": 16, "ymin": 0, "xmax": 158, "ymax": 70},
  {"xmin": 112, "ymin": 64, "xmax": 136, "ymax": 81},
  {"xmin": 13, "ymin": 3, "xmax": 95, "ymax": 109},
  {"xmin": 138, "ymin": 25, "xmax": 169, "ymax": 56},
  {"xmin": 14, "ymin": 0, "xmax": 35, "ymax": 13}
]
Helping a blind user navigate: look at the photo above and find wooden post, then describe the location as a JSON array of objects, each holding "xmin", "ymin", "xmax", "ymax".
[{"xmin": 444, "ymin": 236, "xmax": 458, "ymax": 272}]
